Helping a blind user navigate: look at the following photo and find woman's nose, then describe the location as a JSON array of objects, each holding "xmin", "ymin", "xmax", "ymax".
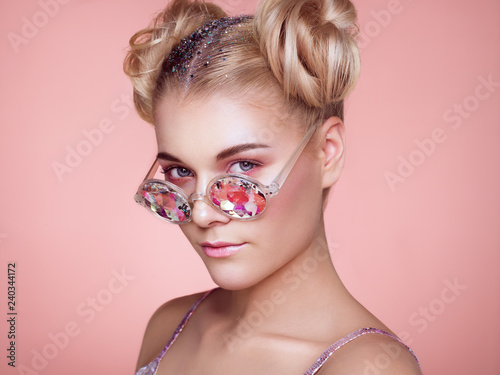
[{"xmin": 190, "ymin": 194, "xmax": 231, "ymax": 227}]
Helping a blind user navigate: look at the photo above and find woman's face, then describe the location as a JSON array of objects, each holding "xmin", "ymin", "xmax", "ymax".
[{"xmin": 154, "ymin": 93, "xmax": 326, "ymax": 290}]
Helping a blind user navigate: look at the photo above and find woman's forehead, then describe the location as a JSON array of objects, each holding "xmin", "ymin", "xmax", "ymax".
[{"xmin": 154, "ymin": 94, "xmax": 298, "ymax": 153}]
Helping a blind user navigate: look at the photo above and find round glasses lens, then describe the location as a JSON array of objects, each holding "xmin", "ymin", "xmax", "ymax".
[
  {"xmin": 209, "ymin": 177, "xmax": 267, "ymax": 219},
  {"xmin": 141, "ymin": 181, "xmax": 191, "ymax": 223}
]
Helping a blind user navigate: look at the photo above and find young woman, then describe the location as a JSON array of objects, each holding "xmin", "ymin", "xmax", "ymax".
[{"xmin": 124, "ymin": 0, "xmax": 422, "ymax": 373}]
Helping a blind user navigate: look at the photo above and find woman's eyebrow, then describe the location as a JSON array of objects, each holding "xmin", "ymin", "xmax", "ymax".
[
  {"xmin": 157, "ymin": 152, "xmax": 181, "ymax": 162},
  {"xmin": 157, "ymin": 143, "xmax": 270, "ymax": 163},
  {"xmin": 215, "ymin": 143, "xmax": 270, "ymax": 161}
]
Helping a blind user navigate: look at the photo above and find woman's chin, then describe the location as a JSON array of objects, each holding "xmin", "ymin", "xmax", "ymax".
[{"xmin": 206, "ymin": 268, "xmax": 262, "ymax": 291}]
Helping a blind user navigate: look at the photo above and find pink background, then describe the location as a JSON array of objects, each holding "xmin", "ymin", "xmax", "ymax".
[{"xmin": 1, "ymin": 0, "xmax": 499, "ymax": 374}]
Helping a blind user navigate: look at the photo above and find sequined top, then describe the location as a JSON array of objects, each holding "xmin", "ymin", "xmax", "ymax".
[{"xmin": 136, "ymin": 288, "xmax": 420, "ymax": 375}]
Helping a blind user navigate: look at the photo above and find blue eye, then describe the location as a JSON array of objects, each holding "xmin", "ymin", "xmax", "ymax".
[
  {"xmin": 173, "ymin": 167, "xmax": 192, "ymax": 178},
  {"xmin": 161, "ymin": 166, "xmax": 193, "ymax": 179},
  {"xmin": 239, "ymin": 161, "xmax": 254, "ymax": 171},
  {"xmin": 229, "ymin": 161, "xmax": 259, "ymax": 173}
]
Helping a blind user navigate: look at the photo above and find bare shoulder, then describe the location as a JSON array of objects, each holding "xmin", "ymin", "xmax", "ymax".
[
  {"xmin": 135, "ymin": 290, "xmax": 208, "ymax": 372},
  {"xmin": 319, "ymin": 331, "xmax": 421, "ymax": 375}
]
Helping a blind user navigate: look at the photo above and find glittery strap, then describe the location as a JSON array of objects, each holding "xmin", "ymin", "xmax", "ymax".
[
  {"xmin": 303, "ymin": 327, "xmax": 421, "ymax": 375},
  {"xmin": 136, "ymin": 288, "xmax": 218, "ymax": 375}
]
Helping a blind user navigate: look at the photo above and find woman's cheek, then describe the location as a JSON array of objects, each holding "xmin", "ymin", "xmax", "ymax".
[{"xmin": 261, "ymin": 157, "xmax": 323, "ymax": 240}]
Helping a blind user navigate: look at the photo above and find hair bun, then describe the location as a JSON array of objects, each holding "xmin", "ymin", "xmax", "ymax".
[
  {"xmin": 123, "ymin": 0, "xmax": 226, "ymax": 123},
  {"xmin": 254, "ymin": 0, "xmax": 361, "ymax": 108}
]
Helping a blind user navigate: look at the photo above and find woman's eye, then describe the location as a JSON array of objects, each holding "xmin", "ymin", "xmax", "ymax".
[
  {"xmin": 163, "ymin": 167, "xmax": 193, "ymax": 179},
  {"xmin": 230, "ymin": 161, "xmax": 257, "ymax": 173}
]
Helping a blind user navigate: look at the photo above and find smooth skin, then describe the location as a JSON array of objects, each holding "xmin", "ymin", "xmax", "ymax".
[{"xmin": 135, "ymin": 93, "xmax": 421, "ymax": 375}]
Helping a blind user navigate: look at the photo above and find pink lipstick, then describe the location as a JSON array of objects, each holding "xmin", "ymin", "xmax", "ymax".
[{"xmin": 200, "ymin": 241, "xmax": 245, "ymax": 258}]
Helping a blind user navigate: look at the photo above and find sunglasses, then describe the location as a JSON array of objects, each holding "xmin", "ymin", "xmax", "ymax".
[{"xmin": 134, "ymin": 126, "xmax": 316, "ymax": 224}]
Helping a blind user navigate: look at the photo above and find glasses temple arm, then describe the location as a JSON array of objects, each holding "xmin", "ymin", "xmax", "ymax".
[
  {"xmin": 269, "ymin": 125, "xmax": 316, "ymax": 191},
  {"xmin": 143, "ymin": 158, "xmax": 160, "ymax": 181}
]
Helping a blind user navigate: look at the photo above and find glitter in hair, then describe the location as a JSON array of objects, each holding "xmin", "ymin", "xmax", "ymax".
[{"xmin": 162, "ymin": 16, "xmax": 250, "ymax": 84}]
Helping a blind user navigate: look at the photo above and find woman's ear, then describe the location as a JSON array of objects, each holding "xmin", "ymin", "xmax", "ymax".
[{"xmin": 318, "ymin": 116, "xmax": 346, "ymax": 189}]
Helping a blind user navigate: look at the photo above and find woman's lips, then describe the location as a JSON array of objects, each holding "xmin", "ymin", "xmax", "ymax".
[{"xmin": 199, "ymin": 241, "xmax": 245, "ymax": 258}]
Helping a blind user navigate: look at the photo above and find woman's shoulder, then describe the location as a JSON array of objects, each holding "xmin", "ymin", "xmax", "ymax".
[
  {"xmin": 135, "ymin": 289, "xmax": 210, "ymax": 372},
  {"xmin": 317, "ymin": 328, "xmax": 422, "ymax": 375}
]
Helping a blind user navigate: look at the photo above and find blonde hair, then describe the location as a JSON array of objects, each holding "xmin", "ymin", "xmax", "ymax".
[{"xmin": 123, "ymin": 0, "xmax": 360, "ymax": 132}]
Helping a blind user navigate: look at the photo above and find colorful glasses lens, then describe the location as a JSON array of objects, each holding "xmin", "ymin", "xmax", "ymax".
[
  {"xmin": 141, "ymin": 181, "xmax": 191, "ymax": 223},
  {"xmin": 139, "ymin": 176, "xmax": 268, "ymax": 223},
  {"xmin": 209, "ymin": 177, "xmax": 267, "ymax": 219}
]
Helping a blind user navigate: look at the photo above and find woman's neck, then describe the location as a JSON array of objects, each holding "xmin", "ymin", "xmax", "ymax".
[{"xmin": 211, "ymin": 225, "xmax": 353, "ymax": 347}]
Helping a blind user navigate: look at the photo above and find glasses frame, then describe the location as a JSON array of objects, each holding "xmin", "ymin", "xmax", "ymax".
[{"xmin": 134, "ymin": 125, "xmax": 316, "ymax": 224}]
